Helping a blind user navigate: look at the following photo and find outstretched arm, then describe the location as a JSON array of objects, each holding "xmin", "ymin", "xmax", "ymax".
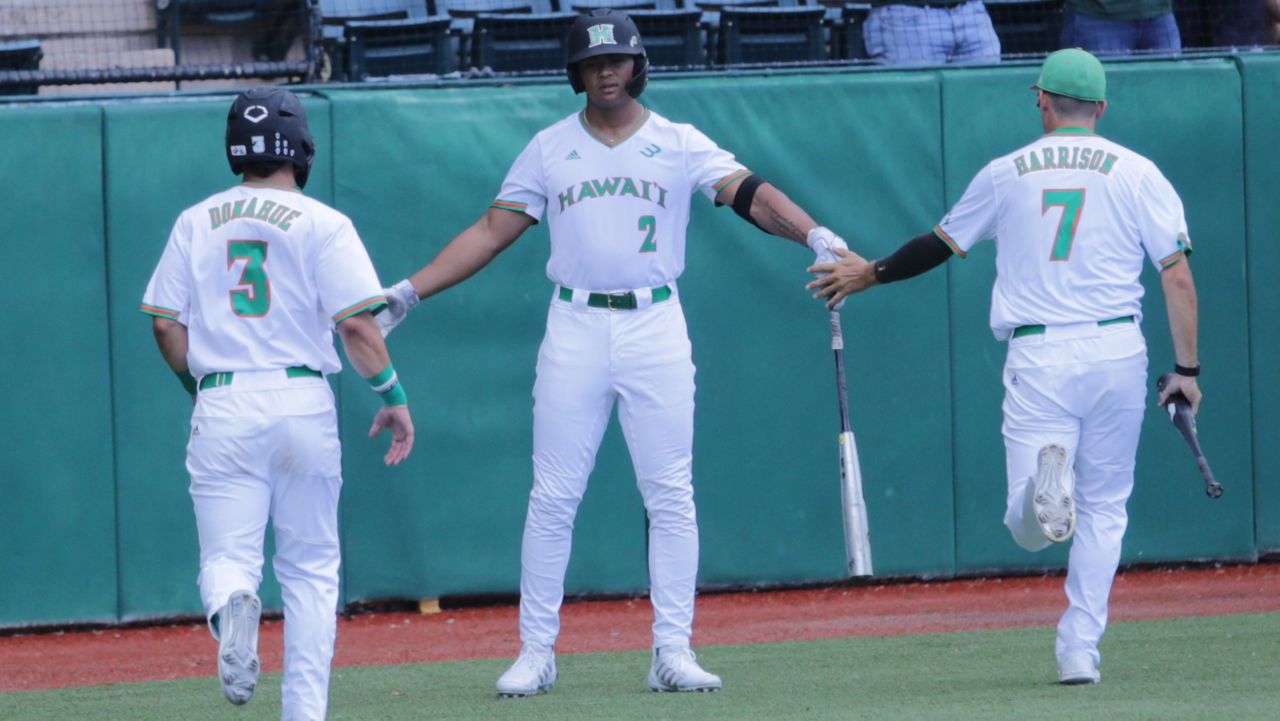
[
  {"xmin": 406, "ymin": 207, "xmax": 534, "ymax": 301},
  {"xmin": 806, "ymin": 231, "xmax": 956, "ymax": 310},
  {"xmin": 1158, "ymin": 258, "xmax": 1201, "ymax": 413},
  {"xmin": 379, "ymin": 207, "xmax": 534, "ymax": 336},
  {"xmin": 338, "ymin": 312, "xmax": 415, "ymax": 465},
  {"xmin": 714, "ymin": 176, "xmax": 817, "ymax": 245}
]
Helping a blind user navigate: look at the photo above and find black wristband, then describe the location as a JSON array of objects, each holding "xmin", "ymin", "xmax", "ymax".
[{"xmin": 1175, "ymin": 363, "xmax": 1201, "ymax": 377}]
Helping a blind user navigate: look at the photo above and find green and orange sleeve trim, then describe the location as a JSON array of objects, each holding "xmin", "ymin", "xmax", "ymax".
[
  {"xmin": 1158, "ymin": 250, "xmax": 1185, "ymax": 268},
  {"xmin": 932, "ymin": 226, "xmax": 966, "ymax": 258},
  {"xmin": 490, "ymin": 199, "xmax": 528, "ymax": 214},
  {"xmin": 140, "ymin": 303, "xmax": 181, "ymax": 320},
  {"xmin": 713, "ymin": 169, "xmax": 752, "ymax": 193},
  {"xmin": 332, "ymin": 295, "xmax": 387, "ymax": 324}
]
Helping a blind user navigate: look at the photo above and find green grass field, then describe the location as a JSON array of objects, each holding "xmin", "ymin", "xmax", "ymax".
[{"xmin": 3, "ymin": 612, "xmax": 1276, "ymax": 720}]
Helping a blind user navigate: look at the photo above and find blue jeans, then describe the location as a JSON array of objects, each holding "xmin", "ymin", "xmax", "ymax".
[
  {"xmin": 1060, "ymin": 8, "xmax": 1182, "ymax": 54},
  {"xmin": 864, "ymin": 0, "xmax": 1002, "ymax": 65}
]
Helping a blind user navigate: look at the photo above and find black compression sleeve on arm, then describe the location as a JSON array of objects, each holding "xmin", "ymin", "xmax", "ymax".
[
  {"xmin": 872, "ymin": 231, "xmax": 955, "ymax": 283},
  {"xmin": 731, "ymin": 174, "xmax": 767, "ymax": 230}
]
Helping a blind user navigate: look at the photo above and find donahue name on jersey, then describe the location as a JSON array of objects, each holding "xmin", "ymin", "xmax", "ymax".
[
  {"xmin": 208, "ymin": 195, "xmax": 304, "ymax": 231},
  {"xmin": 1013, "ymin": 144, "xmax": 1120, "ymax": 177},
  {"xmin": 558, "ymin": 176, "xmax": 669, "ymax": 213}
]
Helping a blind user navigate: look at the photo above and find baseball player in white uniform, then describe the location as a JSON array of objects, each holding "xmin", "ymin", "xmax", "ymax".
[
  {"xmin": 808, "ymin": 48, "xmax": 1201, "ymax": 685},
  {"xmin": 141, "ymin": 87, "xmax": 414, "ymax": 720},
  {"xmin": 375, "ymin": 8, "xmax": 847, "ymax": 696}
]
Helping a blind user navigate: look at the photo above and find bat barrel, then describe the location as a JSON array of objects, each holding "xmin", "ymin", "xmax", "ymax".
[{"xmin": 839, "ymin": 431, "xmax": 873, "ymax": 577}]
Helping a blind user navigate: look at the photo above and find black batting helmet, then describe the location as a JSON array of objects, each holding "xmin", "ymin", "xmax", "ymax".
[
  {"xmin": 566, "ymin": 9, "xmax": 647, "ymax": 98},
  {"xmin": 225, "ymin": 87, "xmax": 316, "ymax": 189}
]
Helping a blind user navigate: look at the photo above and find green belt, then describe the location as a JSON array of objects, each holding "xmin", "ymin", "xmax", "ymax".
[
  {"xmin": 558, "ymin": 284, "xmax": 672, "ymax": 310},
  {"xmin": 198, "ymin": 366, "xmax": 321, "ymax": 391},
  {"xmin": 1012, "ymin": 315, "xmax": 1134, "ymax": 339}
]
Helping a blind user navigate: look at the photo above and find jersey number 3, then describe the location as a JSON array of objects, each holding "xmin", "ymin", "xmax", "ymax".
[
  {"xmin": 228, "ymin": 240, "xmax": 270, "ymax": 317},
  {"xmin": 1042, "ymin": 189, "xmax": 1085, "ymax": 262}
]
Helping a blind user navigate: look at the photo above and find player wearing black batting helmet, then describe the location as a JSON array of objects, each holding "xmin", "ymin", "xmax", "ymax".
[
  {"xmin": 225, "ymin": 86, "xmax": 316, "ymax": 189},
  {"xmin": 377, "ymin": 0, "xmax": 850, "ymax": 702},
  {"xmin": 566, "ymin": 9, "xmax": 647, "ymax": 98}
]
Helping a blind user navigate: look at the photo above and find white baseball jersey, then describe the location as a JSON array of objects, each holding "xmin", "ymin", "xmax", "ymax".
[
  {"xmin": 141, "ymin": 182, "xmax": 386, "ymax": 376},
  {"xmin": 935, "ymin": 128, "xmax": 1191, "ymax": 340},
  {"xmin": 492, "ymin": 108, "xmax": 748, "ymax": 291}
]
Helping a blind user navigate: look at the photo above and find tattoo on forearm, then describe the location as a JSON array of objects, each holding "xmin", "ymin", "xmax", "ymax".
[{"xmin": 759, "ymin": 199, "xmax": 806, "ymax": 243}]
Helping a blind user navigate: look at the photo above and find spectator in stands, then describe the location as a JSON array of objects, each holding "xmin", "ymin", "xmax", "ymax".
[
  {"xmin": 1267, "ymin": 0, "xmax": 1280, "ymax": 44},
  {"xmin": 1175, "ymin": 0, "xmax": 1266, "ymax": 48},
  {"xmin": 863, "ymin": 1, "xmax": 1001, "ymax": 65},
  {"xmin": 1062, "ymin": 0, "xmax": 1181, "ymax": 54}
]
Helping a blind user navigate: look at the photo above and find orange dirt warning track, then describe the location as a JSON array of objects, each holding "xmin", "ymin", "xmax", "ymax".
[{"xmin": 2, "ymin": 564, "xmax": 1277, "ymax": 693}]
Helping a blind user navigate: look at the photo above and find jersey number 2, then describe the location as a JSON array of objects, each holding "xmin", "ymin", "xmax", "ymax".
[
  {"xmin": 638, "ymin": 215, "xmax": 657, "ymax": 253},
  {"xmin": 228, "ymin": 240, "xmax": 270, "ymax": 317},
  {"xmin": 1042, "ymin": 189, "xmax": 1085, "ymax": 261}
]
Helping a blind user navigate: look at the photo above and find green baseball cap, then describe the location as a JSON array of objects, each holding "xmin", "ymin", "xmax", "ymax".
[{"xmin": 1032, "ymin": 48, "xmax": 1106, "ymax": 102}]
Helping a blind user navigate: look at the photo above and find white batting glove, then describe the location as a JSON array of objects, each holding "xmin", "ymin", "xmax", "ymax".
[
  {"xmin": 807, "ymin": 226, "xmax": 848, "ymax": 309},
  {"xmin": 376, "ymin": 279, "xmax": 420, "ymax": 338},
  {"xmin": 807, "ymin": 226, "xmax": 848, "ymax": 267}
]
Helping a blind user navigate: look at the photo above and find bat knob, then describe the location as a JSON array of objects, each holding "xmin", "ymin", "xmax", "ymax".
[
  {"xmin": 1155, "ymin": 373, "xmax": 1173, "ymax": 392},
  {"xmin": 1207, "ymin": 482, "xmax": 1224, "ymax": 499}
]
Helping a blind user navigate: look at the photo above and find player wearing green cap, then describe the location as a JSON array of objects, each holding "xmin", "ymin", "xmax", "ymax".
[{"xmin": 807, "ymin": 48, "xmax": 1201, "ymax": 685}]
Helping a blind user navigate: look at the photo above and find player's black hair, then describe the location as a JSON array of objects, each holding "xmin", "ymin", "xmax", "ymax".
[{"xmin": 1044, "ymin": 92, "xmax": 1103, "ymax": 121}]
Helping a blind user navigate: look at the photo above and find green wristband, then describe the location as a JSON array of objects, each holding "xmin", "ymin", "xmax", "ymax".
[
  {"xmin": 176, "ymin": 369, "xmax": 197, "ymax": 396},
  {"xmin": 382, "ymin": 383, "xmax": 408, "ymax": 407},
  {"xmin": 368, "ymin": 364, "xmax": 408, "ymax": 407}
]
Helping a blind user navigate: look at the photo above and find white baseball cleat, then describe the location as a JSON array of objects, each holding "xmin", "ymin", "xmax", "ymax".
[
  {"xmin": 1033, "ymin": 444, "xmax": 1076, "ymax": 543},
  {"xmin": 496, "ymin": 643, "xmax": 557, "ymax": 697},
  {"xmin": 216, "ymin": 590, "xmax": 262, "ymax": 705},
  {"xmin": 1058, "ymin": 652, "xmax": 1101, "ymax": 685},
  {"xmin": 647, "ymin": 645, "xmax": 722, "ymax": 692}
]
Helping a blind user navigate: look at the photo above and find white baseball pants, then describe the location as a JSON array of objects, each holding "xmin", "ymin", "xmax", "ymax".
[
  {"xmin": 520, "ymin": 290, "xmax": 699, "ymax": 650},
  {"xmin": 999, "ymin": 321, "xmax": 1147, "ymax": 669},
  {"xmin": 187, "ymin": 370, "xmax": 342, "ymax": 721}
]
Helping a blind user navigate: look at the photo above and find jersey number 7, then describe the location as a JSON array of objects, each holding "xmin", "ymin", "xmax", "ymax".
[{"xmin": 1042, "ymin": 188, "xmax": 1086, "ymax": 262}]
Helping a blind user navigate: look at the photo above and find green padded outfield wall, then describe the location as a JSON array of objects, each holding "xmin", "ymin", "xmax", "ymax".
[
  {"xmin": 0, "ymin": 56, "xmax": 1268, "ymax": 627},
  {"xmin": 1238, "ymin": 54, "xmax": 1280, "ymax": 554},
  {"xmin": 327, "ymin": 72, "xmax": 956, "ymax": 607},
  {"xmin": 0, "ymin": 106, "xmax": 119, "ymax": 627}
]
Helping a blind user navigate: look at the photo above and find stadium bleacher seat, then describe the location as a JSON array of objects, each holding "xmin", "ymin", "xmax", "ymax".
[
  {"xmin": 569, "ymin": 0, "xmax": 662, "ymax": 12},
  {"xmin": 983, "ymin": 0, "xmax": 1062, "ymax": 57},
  {"xmin": 717, "ymin": 5, "xmax": 824, "ymax": 64},
  {"xmin": 0, "ymin": 39, "xmax": 43, "ymax": 97},
  {"xmin": 345, "ymin": 16, "xmax": 456, "ymax": 77},
  {"xmin": 828, "ymin": 2, "xmax": 870, "ymax": 60},
  {"xmin": 318, "ymin": 0, "xmax": 429, "ymax": 80},
  {"xmin": 439, "ymin": 0, "xmax": 550, "ymax": 62},
  {"xmin": 470, "ymin": 11, "xmax": 578, "ymax": 72},
  {"xmin": 630, "ymin": 9, "xmax": 705, "ymax": 68},
  {"xmin": 159, "ymin": 0, "xmax": 306, "ymax": 61}
]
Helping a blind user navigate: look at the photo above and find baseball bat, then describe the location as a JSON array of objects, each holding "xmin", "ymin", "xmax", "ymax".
[
  {"xmin": 830, "ymin": 310, "xmax": 873, "ymax": 577},
  {"xmin": 1155, "ymin": 373, "xmax": 1222, "ymax": 499}
]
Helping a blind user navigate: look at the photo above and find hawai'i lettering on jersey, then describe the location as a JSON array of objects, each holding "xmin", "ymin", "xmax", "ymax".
[{"xmin": 558, "ymin": 176, "xmax": 668, "ymax": 213}]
